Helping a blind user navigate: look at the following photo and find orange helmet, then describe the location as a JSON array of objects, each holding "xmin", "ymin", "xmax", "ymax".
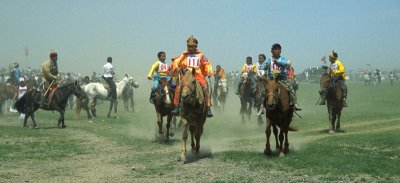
[{"xmin": 186, "ymin": 35, "xmax": 198, "ymax": 46}]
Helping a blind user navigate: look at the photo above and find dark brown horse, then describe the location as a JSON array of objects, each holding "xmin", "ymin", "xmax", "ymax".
[
  {"xmin": 239, "ymin": 72, "xmax": 253, "ymax": 122},
  {"xmin": 179, "ymin": 68, "xmax": 207, "ymax": 163},
  {"xmin": 263, "ymin": 77, "xmax": 296, "ymax": 156},
  {"xmin": 153, "ymin": 77, "xmax": 174, "ymax": 139},
  {"xmin": 320, "ymin": 75, "xmax": 344, "ymax": 133}
]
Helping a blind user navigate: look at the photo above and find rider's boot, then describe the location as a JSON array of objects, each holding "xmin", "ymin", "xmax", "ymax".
[
  {"xmin": 172, "ymin": 105, "xmax": 180, "ymax": 116},
  {"xmin": 319, "ymin": 91, "xmax": 326, "ymax": 105},
  {"xmin": 149, "ymin": 89, "xmax": 156, "ymax": 104},
  {"xmin": 289, "ymin": 92, "xmax": 302, "ymax": 111},
  {"xmin": 203, "ymin": 87, "xmax": 213, "ymax": 118},
  {"xmin": 235, "ymin": 82, "xmax": 242, "ymax": 95}
]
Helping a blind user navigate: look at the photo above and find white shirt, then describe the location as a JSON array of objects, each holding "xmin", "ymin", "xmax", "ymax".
[
  {"xmin": 18, "ymin": 85, "xmax": 28, "ymax": 99},
  {"xmin": 103, "ymin": 62, "xmax": 114, "ymax": 78}
]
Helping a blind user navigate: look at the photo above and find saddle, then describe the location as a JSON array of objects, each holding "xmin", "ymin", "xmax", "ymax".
[{"xmin": 101, "ymin": 83, "xmax": 111, "ymax": 90}]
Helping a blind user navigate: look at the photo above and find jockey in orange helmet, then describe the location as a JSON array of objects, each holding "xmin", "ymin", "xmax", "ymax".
[{"xmin": 172, "ymin": 35, "xmax": 213, "ymax": 117}]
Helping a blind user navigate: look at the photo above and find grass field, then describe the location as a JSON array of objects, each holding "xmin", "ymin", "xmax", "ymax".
[{"xmin": 1, "ymin": 80, "xmax": 399, "ymax": 182}]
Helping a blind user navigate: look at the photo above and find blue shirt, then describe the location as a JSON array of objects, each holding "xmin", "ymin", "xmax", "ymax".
[{"xmin": 261, "ymin": 56, "xmax": 288, "ymax": 79}]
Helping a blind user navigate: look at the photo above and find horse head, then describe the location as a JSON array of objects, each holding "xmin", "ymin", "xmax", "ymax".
[
  {"xmin": 265, "ymin": 77, "xmax": 280, "ymax": 110},
  {"xmin": 219, "ymin": 79, "xmax": 228, "ymax": 93},
  {"xmin": 71, "ymin": 80, "xmax": 87, "ymax": 101},
  {"xmin": 156, "ymin": 77, "xmax": 173, "ymax": 106},
  {"xmin": 181, "ymin": 68, "xmax": 197, "ymax": 105}
]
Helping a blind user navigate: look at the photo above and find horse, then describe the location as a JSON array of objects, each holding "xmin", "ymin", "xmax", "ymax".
[
  {"xmin": 0, "ymin": 84, "xmax": 17, "ymax": 114},
  {"xmin": 263, "ymin": 76, "xmax": 296, "ymax": 156},
  {"xmin": 212, "ymin": 79, "xmax": 228, "ymax": 113},
  {"xmin": 80, "ymin": 75, "xmax": 131, "ymax": 119},
  {"xmin": 239, "ymin": 72, "xmax": 253, "ymax": 122},
  {"xmin": 122, "ymin": 78, "xmax": 139, "ymax": 112},
  {"xmin": 179, "ymin": 68, "xmax": 207, "ymax": 163},
  {"xmin": 152, "ymin": 77, "xmax": 174, "ymax": 139},
  {"xmin": 254, "ymin": 77, "xmax": 266, "ymax": 126},
  {"xmin": 14, "ymin": 81, "xmax": 87, "ymax": 128},
  {"xmin": 320, "ymin": 75, "xmax": 344, "ymax": 133}
]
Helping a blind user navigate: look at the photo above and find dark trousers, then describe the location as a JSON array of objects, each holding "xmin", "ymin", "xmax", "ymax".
[{"xmin": 103, "ymin": 76, "xmax": 116, "ymax": 99}]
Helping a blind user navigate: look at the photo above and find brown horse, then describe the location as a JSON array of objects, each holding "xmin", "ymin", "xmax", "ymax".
[
  {"xmin": 263, "ymin": 77, "xmax": 296, "ymax": 156},
  {"xmin": 179, "ymin": 68, "xmax": 207, "ymax": 163},
  {"xmin": 320, "ymin": 75, "xmax": 344, "ymax": 133},
  {"xmin": 0, "ymin": 84, "xmax": 17, "ymax": 114},
  {"xmin": 153, "ymin": 77, "xmax": 174, "ymax": 139},
  {"xmin": 239, "ymin": 72, "xmax": 253, "ymax": 122}
]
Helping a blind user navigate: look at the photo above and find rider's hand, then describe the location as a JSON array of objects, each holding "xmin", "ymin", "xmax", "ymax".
[{"xmin": 147, "ymin": 76, "xmax": 152, "ymax": 80}]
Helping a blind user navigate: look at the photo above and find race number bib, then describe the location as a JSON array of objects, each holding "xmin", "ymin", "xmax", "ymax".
[
  {"xmin": 330, "ymin": 63, "xmax": 338, "ymax": 71},
  {"xmin": 271, "ymin": 62, "xmax": 281, "ymax": 72},
  {"xmin": 186, "ymin": 54, "xmax": 200, "ymax": 68},
  {"xmin": 159, "ymin": 62, "xmax": 168, "ymax": 72},
  {"xmin": 246, "ymin": 65, "xmax": 252, "ymax": 72},
  {"xmin": 257, "ymin": 63, "xmax": 265, "ymax": 76}
]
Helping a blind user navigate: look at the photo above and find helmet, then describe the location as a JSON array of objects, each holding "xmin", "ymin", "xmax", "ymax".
[
  {"xmin": 186, "ymin": 35, "xmax": 198, "ymax": 46},
  {"xmin": 329, "ymin": 50, "xmax": 338, "ymax": 59}
]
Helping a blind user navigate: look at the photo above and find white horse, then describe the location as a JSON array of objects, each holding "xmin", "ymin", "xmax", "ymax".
[
  {"xmin": 213, "ymin": 79, "xmax": 228, "ymax": 113},
  {"xmin": 83, "ymin": 75, "xmax": 131, "ymax": 118}
]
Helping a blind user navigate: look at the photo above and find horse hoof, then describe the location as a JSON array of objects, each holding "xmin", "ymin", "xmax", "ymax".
[
  {"xmin": 264, "ymin": 148, "xmax": 272, "ymax": 156},
  {"xmin": 33, "ymin": 126, "xmax": 39, "ymax": 129},
  {"xmin": 329, "ymin": 130, "xmax": 335, "ymax": 134},
  {"xmin": 279, "ymin": 152, "xmax": 285, "ymax": 157},
  {"xmin": 61, "ymin": 125, "xmax": 67, "ymax": 128},
  {"xmin": 169, "ymin": 132, "xmax": 175, "ymax": 137}
]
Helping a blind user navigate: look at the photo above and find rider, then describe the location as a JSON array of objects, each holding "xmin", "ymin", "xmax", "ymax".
[
  {"xmin": 40, "ymin": 51, "xmax": 60, "ymax": 107},
  {"xmin": 147, "ymin": 51, "xmax": 171, "ymax": 103},
  {"xmin": 172, "ymin": 35, "xmax": 213, "ymax": 117},
  {"xmin": 262, "ymin": 43, "xmax": 301, "ymax": 111},
  {"xmin": 213, "ymin": 65, "xmax": 226, "ymax": 95},
  {"xmin": 319, "ymin": 50, "xmax": 348, "ymax": 107},
  {"xmin": 102, "ymin": 57, "xmax": 117, "ymax": 101},
  {"xmin": 236, "ymin": 56, "xmax": 257, "ymax": 95}
]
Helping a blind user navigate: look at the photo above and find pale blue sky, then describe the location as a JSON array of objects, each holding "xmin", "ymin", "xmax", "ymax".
[{"xmin": 1, "ymin": 0, "xmax": 399, "ymax": 77}]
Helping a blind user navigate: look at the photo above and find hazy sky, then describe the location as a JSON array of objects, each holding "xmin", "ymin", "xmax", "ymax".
[{"xmin": 1, "ymin": 0, "xmax": 399, "ymax": 77}]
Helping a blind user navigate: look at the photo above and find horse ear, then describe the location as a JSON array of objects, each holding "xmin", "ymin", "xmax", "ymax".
[
  {"xmin": 191, "ymin": 68, "xmax": 196, "ymax": 76},
  {"xmin": 74, "ymin": 80, "xmax": 78, "ymax": 86}
]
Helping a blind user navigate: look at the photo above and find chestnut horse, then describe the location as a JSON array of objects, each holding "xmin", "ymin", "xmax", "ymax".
[
  {"xmin": 239, "ymin": 72, "xmax": 253, "ymax": 122},
  {"xmin": 263, "ymin": 77, "xmax": 296, "ymax": 156},
  {"xmin": 179, "ymin": 68, "xmax": 207, "ymax": 163}
]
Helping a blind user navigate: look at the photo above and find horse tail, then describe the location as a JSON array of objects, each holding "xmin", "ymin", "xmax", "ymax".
[
  {"xmin": 14, "ymin": 94, "xmax": 27, "ymax": 113},
  {"xmin": 288, "ymin": 126, "xmax": 298, "ymax": 132}
]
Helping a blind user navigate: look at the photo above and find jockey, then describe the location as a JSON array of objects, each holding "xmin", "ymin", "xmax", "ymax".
[
  {"xmin": 319, "ymin": 50, "xmax": 348, "ymax": 107},
  {"xmin": 257, "ymin": 54, "xmax": 267, "ymax": 78},
  {"xmin": 168, "ymin": 56, "xmax": 179, "ymax": 89},
  {"xmin": 236, "ymin": 56, "xmax": 257, "ymax": 95},
  {"xmin": 147, "ymin": 51, "xmax": 171, "ymax": 103},
  {"xmin": 213, "ymin": 65, "xmax": 226, "ymax": 94},
  {"xmin": 262, "ymin": 43, "xmax": 301, "ymax": 111},
  {"xmin": 172, "ymin": 35, "xmax": 213, "ymax": 117},
  {"xmin": 102, "ymin": 57, "xmax": 117, "ymax": 101},
  {"xmin": 40, "ymin": 51, "xmax": 60, "ymax": 107}
]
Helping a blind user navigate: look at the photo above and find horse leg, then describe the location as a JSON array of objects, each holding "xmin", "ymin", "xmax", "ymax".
[
  {"xmin": 31, "ymin": 112, "xmax": 38, "ymax": 129},
  {"xmin": 189, "ymin": 125, "xmax": 195, "ymax": 150},
  {"xmin": 273, "ymin": 124, "xmax": 279, "ymax": 152},
  {"xmin": 330, "ymin": 109, "xmax": 336, "ymax": 133},
  {"xmin": 278, "ymin": 129, "xmax": 285, "ymax": 156},
  {"xmin": 336, "ymin": 109, "xmax": 342, "ymax": 132},
  {"xmin": 60, "ymin": 110, "xmax": 67, "ymax": 128},
  {"xmin": 283, "ymin": 128, "xmax": 289, "ymax": 154},
  {"xmin": 107, "ymin": 101, "xmax": 113, "ymax": 118},
  {"xmin": 23, "ymin": 113, "xmax": 29, "ymax": 128},
  {"xmin": 157, "ymin": 112, "xmax": 164, "ymax": 134},
  {"xmin": 113, "ymin": 100, "xmax": 118, "ymax": 118},
  {"xmin": 130, "ymin": 96, "xmax": 134, "ymax": 112},
  {"xmin": 181, "ymin": 119, "xmax": 189, "ymax": 163},
  {"xmin": 166, "ymin": 114, "xmax": 173, "ymax": 139},
  {"xmin": 194, "ymin": 124, "xmax": 204, "ymax": 155},
  {"xmin": 264, "ymin": 119, "xmax": 272, "ymax": 155}
]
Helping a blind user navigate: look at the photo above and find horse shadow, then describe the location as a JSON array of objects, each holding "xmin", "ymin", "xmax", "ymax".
[{"xmin": 177, "ymin": 147, "xmax": 214, "ymax": 164}]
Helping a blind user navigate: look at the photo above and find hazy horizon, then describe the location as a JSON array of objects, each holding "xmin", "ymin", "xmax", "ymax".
[{"xmin": 1, "ymin": 0, "xmax": 399, "ymax": 78}]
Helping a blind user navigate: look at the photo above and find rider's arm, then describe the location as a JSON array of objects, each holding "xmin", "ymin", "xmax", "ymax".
[
  {"xmin": 201, "ymin": 55, "xmax": 212, "ymax": 77},
  {"xmin": 147, "ymin": 61, "xmax": 160, "ymax": 78},
  {"xmin": 241, "ymin": 64, "xmax": 246, "ymax": 73}
]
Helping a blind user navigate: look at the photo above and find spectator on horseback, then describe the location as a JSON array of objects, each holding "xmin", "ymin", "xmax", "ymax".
[
  {"xmin": 102, "ymin": 57, "xmax": 117, "ymax": 101},
  {"xmin": 171, "ymin": 35, "xmax": 214, "ymax": 117},
  {"xmin": 147, "ymin": 51, "xmax": 171, "ymax": 104},
  {"xmin": 319, "ymin": 50, "xmax": 348, "ymax": 107},
  {"xmin": 40, "ymin": 51, "xmax": 60, "ymax": 108},
  {"xmin": 213, "ymin": 65, "xmax": 226, "ymax": 95},
  {"xmin": 10, "ymin": 62, "xmax": 21, "ymax": 86},
  {"xmin": 236, "ymin": 56, "xmax": 257, "ymax": 95},
  {"xmin": 262, "ymin": 43, "xmax": 301, "ymax": 111}
]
